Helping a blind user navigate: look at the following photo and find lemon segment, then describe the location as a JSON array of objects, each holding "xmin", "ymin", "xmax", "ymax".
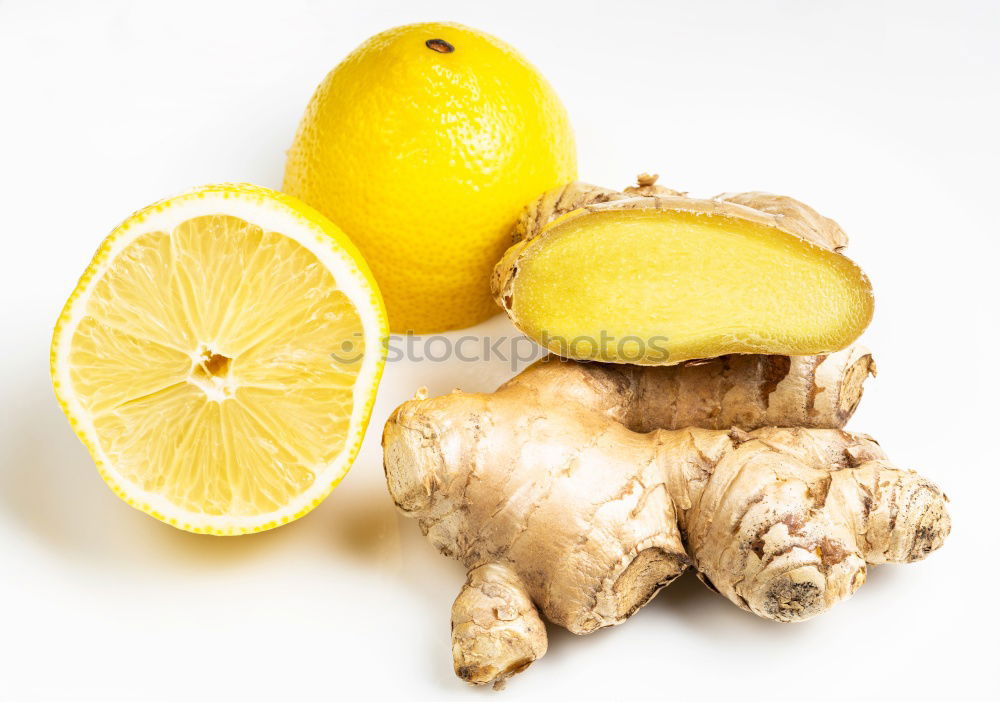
[{"xmin": 51, "ymin": 184, "xmax": 388, "ymax": 534}]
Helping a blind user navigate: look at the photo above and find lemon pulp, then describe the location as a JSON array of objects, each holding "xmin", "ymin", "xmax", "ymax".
[{"xmin": 52, "ymin": 186, "xmax": 387, "ymax": 533}]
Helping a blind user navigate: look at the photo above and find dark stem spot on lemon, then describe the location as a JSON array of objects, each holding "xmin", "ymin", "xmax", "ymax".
[{"xmin": 425, "ymin": 38, "xmax": 455, "ymax": 54}]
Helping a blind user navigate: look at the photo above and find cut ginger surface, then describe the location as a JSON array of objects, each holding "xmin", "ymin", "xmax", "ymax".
[{"xmin": 495, "ymin": 194, "xmax": 873, "ymax": 365}]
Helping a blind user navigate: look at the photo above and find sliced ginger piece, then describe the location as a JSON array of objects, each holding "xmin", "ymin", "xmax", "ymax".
[{"xmin": 493, "ymin": 183, "xmax": 873, "ymax": 365}]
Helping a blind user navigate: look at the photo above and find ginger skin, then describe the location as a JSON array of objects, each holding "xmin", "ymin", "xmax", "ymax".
[
  {"xmin": 382, "ymin": 355, "xmax": 949, "ymax": 686},
  {"xmin": 509, "ymin": 174, "xmax": 848, "ymax": 253},
  {"xmin": 507, "ymin": 344, "xmax": 875, "ymax": 431},
  {"xmin": 451, "ymin": 563, "xmax": 547, "ymax": 688}
]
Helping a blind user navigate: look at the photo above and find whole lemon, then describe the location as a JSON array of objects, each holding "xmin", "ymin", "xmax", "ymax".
[{"xmin": 283, "ymin": 22, "xmax": 576, "ymax": 332}]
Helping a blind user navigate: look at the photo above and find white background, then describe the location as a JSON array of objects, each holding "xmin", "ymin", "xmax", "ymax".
[{"xmin": 1, "ymin": 1, "xmax": 997, "ymax": 699}]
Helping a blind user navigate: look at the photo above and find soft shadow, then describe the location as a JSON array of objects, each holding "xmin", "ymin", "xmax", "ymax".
[
  {"xmin": 654, "ymin": 569, "xmax": 853, "ymax": 648},
  {"xmin": 657, "ymin": 571, "xmax": 804, "ymax": 636},
  {"xmin": 142, "ymin": 507, "xmax": 317, "ymax": 569},
  {"xmin": 856, "ymin": 561, "xmax": 908, "ymax": 594},
  {"xmin": 321, "ymin": 463, "xmax": 405, "ymax": 574},
  {"xmin": 653, "ymin": 570, "xmax": 760, "ymax": 624},
  {"xmin": 0, "ymin": 361, "xmax": 331, "ymax": 570},
  {"xmin": 537, "ymin": 573, "xmax": 736, "ymax": 652},
  {"xmin": 535, "ymin": 571, "xmax": 798, "ymax": 675},
  {"xmin": 0, "ymin": 361, "xmax": 134, "ymax": 560}
]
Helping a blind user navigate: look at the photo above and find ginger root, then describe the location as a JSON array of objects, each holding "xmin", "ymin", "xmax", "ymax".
[
  {"xmin": 382, "ymin": 353, "xmax": 948, "ymax": 686},
  {"xmin": 493, "ymin": 175, "xmax": 872, "ymax": 365},
  {"xmin": 504, "ymin": 344, "xmax": 875, "ymax": 431},
  {"xmin": 451, "ymin": 563, "xmax": 547, "ymax": 688}
]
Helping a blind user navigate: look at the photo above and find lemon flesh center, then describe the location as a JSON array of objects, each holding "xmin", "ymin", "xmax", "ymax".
[
  {"xmin": 67, "ymin": 215, "xmax": 364, "ymax": 517},
  {"xmin": 512, "ymin": 209, "xmax": 873, "ymax": 364}
]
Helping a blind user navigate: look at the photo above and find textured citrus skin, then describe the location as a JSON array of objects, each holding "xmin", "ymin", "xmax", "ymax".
[
  {"xmin": 283, "ymin": 22, "xmax": 577, "ymax": 332},
  {"xmin": 50, "ymin": 184, "xmax": 389, "ymax": 535}
]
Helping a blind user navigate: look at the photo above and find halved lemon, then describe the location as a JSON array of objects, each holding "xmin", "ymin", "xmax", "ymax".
[{"xmin": 51, "ymin": 184, "xmax": 388, "ymax": 535}]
